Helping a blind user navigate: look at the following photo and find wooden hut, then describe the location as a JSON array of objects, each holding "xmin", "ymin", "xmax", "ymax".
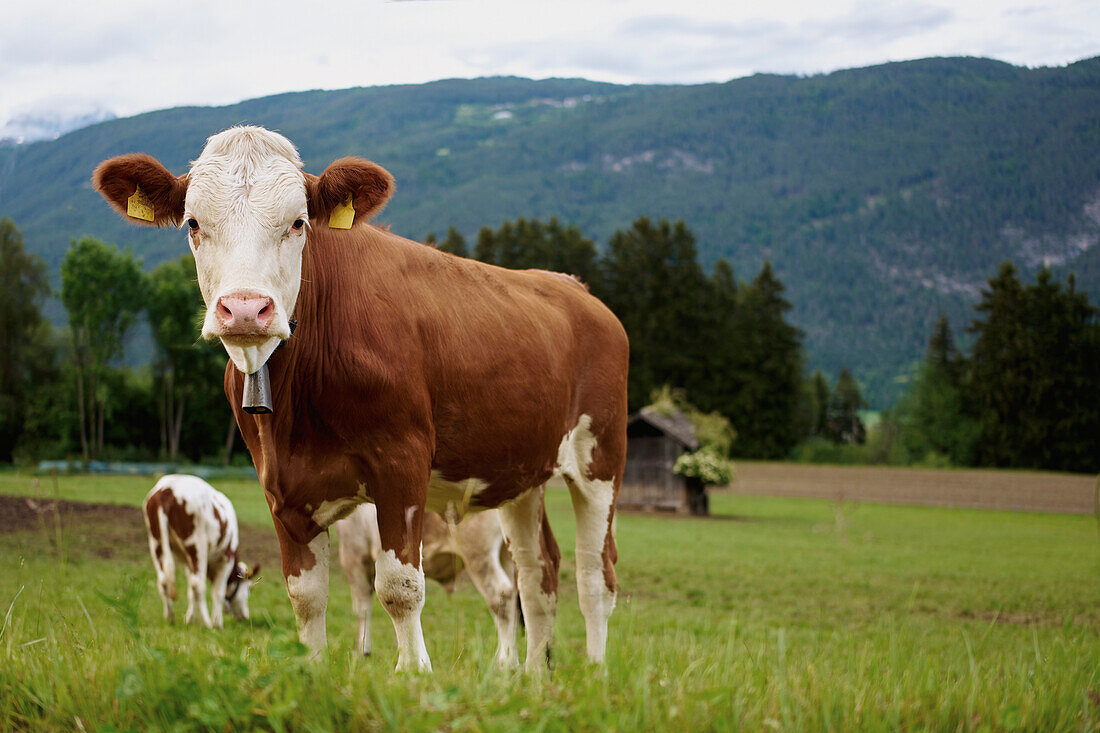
[{"xmin": 619, "ymin": 406, "xmax": 708, "ymax": 514}]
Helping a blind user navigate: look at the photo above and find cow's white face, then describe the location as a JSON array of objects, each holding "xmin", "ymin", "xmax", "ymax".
[
  {"xmin": 93, "ymin": 125, "xmax": 395, "ymax": 376},
  {"xmin": 186, "ymin": 127, "xmax": 308, "ymax": 373}
]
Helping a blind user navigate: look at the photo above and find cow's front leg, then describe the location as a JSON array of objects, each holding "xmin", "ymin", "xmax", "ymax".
[
  {"xmin": 374, "ymin": 498, "xmax": 431, "ymax": 672},
  {"xmin": 184, "ymin": 545, "xmax": 213, "ymax": 628},
  {"xmin": 274, "ymin": 519, "xmax": 330, "ymax": 658},
  {"xmin": 148, "ymin": 537, "xmax": 175, "ymax": 623}
]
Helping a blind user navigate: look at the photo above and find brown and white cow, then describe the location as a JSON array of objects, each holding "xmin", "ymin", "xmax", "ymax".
[
  {"xmin": 94, "ymin": 126, "xmax": 628, "ymax": 672},
  {"xmin": 142, "ymin": 474, "xmax": 259, "ymax": 628},
  {"xmin": 335, "ymin": 504, "xmax": 517, "ymax": 665}
]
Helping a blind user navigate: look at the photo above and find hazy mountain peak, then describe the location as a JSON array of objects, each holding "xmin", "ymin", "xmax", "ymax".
[{"xmin": 0, "ymin": 106, "xmax": 117, "ymax": 147}]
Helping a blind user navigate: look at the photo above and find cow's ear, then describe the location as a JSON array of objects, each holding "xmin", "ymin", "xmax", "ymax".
[
  {"xmin": 248, "ymin": 563, "xmax": 261, "ymax": 579},
  {"xmin": 93, "ymin": 154, "xmax": 188, "ymax": 228},
  {"xmin": 306, "ymin": 157, "xmax": 394, "ymax": 228}
]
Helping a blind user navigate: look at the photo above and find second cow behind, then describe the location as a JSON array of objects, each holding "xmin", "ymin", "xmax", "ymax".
[
  {"xmin": 335, "ymin": 505, "xmax": 518, "ymax": 666},
  {"xmin": 143, "ymin": 474, "xmax": 260, "ymax": 628}
]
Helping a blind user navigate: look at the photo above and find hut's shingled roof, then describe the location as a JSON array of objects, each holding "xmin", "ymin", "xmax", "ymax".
[{"xmin": 628, "ymin": 406, "xmax": 699, "ymax": 449}]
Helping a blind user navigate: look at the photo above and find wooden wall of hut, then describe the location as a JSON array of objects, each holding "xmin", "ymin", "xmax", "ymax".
[{"xmin": 619, "ymin": 421, "xmax": 690, "ymax": 512}]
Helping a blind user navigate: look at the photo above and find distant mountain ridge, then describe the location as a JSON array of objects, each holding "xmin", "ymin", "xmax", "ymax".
[{"xmin": 2, "ymin": 58, "xmax": 1099, "ymax": 406}]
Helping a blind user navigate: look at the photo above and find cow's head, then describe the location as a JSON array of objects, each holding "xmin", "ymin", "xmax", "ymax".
[
  {"xmin": 94, "ymin": 126, "xmax": 394, "ymax": 374},
  {"xmin": 225, "ymin": 561, "xmax": 261, "ymax": 620}
]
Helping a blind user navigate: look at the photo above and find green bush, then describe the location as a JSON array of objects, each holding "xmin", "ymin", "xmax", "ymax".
[
  {"xmin": 789, "ymin": 437, "xmax": 874, "ymax": 465},
  {"xmin": 673, "ymin": 449, "xmax": 735, "ymax": 486}
]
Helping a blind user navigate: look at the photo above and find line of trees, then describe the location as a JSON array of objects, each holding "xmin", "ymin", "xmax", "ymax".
[
  {"xmin": 4, "ymin": 212, "xmax": 1097, "ymax": 473},
  {"xmin": 2, "ymin": 214, "xmax": 815, "ymax": 464},
  {"xmin": 1, "ymin": 218, "xmax": 235, "ymax": 464},
  {"xmin": 887, "ymin": 263, "xmax": 1100, "ymax": 473},
  {"xmin": 795, "ymin": 262, "xmax": 1100, "ymax": 473},
  {"xmin": 440, "ymin": 217, "xmax": 1100, "ymax": 473}
]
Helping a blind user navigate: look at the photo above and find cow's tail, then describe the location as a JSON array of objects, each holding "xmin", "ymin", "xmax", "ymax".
[{"xmin": 155, "ymin": 508, "xmax": 177, "ymax": 600}]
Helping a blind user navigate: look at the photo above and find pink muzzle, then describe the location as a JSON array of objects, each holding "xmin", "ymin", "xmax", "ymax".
[{"xmin": 216, "ymin": 292, "xmax": 274, "ymax": 336}]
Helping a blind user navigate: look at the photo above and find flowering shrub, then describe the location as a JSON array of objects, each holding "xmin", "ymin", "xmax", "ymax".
[{"xmin": 673, "ymin": 449, "xmax": 734, "ymax": 486}]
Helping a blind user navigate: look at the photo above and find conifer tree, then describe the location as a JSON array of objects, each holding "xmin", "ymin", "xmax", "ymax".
[
  {"xmin": 695, "ymin": 259, "xmax": 740, "ymax": 416},
  {"xmin": 439, "ymin": 227, "xmax": 469, "ymax": 257},
  {"xmin": 475, "ymin": 217, "xmax": 599, "ymax": 285},
  {"xmin": 803, "ymin": 370, "xmax": 831, "ymax": 438},
  {"xmin": 425, "ymin": 227, "xmax": 470, "ymax": 257},
  {"xmin": 600, "ymin": 218, "xmax": 710, "ymax": 410},
  {"xmin": 723, "ymin": 261, "xmax": 804, "ymax": 458},
  {"xmin": 968, "ymin": 264, "xmax": 1100, "ymax": 471},
  {"xmin": 898, "ymin": 314, "xmax": 978, "ymax": 464},
  {"xmin": 829, "ymin": 367, "xmax": 866, "ymax": 444}
]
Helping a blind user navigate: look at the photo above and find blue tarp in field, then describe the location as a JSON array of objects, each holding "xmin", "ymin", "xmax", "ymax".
[{"xmin": 36, "ymin": 460, "xmax": 257, "ymax": 480}]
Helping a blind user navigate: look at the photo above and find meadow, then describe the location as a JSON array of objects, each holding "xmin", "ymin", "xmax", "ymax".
[{"xmin": 1, "ymin": 470, "xmax": 1098, "ymax": 731}]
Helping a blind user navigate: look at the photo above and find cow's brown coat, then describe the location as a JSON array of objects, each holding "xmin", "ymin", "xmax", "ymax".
[{"xmin": 223, "ymin": 219, "xmax": 628, "ymax": 592}]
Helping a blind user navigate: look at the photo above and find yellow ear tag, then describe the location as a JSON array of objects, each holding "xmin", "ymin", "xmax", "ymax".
[
  {"xmin": 127, "ymin": 185, "xmax": 155, "ymax": 222},
  {"xmin": 328, "ymin": 194, "xmax": 355, "ymax": 229}
]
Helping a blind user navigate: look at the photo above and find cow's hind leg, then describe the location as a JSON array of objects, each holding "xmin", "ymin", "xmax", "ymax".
[
  {"xmin": 564, "ymin": 473, "xmax": 617, "ymax": 663},
  {"xmin": 341, "ymin": 546, "xmax": 377, "ymax": 657},
  {"xmin": 560, "ymin": 415, "xmax": 621, "ymax": 664},
  {"xmin": 458, "ymin": 514, "xmax": 518, "ymax": 668},
  {"xmin": 183, "ymin": 543, "xmax": 213, "ymax": 628},
  {"xmin": 497, "ymin": 485, "xmax": 560, "ymax": 672}
]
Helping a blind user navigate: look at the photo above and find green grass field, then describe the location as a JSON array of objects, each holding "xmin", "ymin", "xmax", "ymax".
[{"xmin": 1, "ymin": 472, "xmax": 1098, "ymax": 731}]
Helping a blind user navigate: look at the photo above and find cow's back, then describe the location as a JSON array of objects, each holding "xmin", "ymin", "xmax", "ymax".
[
  {"xmin": 311, "ymin": 227, "xmax": 627, "ymax": 498},
  {"xmin": 417, "ymin": 254, "xmax": 627, "ymax": 503},
  {"xmin": 299, "ymin": 225, "xmax": 626, "ymax": 392},
  {"xmin": 143, "ymin": 475, "xmax": 239, "ymax": 558}
]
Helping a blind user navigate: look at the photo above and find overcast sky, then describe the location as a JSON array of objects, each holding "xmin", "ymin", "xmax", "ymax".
[{"xmin": 2, "ymin": 0, "xmax": 1098, "ymax": 135}]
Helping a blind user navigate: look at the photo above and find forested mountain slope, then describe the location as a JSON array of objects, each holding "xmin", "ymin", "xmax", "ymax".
[{"xmin": 2, "ymin": 57, "xmax": 1098, "ymax": 406}]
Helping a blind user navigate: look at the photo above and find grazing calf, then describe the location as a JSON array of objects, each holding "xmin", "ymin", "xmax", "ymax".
[
  {"xmin": 142, "ymin": 475, "xmax": 259, "ymax": 628},
  {"xmin": 335, "ymin": 504, "xmax": 517, "ymax": 665}
]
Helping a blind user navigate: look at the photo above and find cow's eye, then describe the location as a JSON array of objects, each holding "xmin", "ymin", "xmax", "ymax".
[
  {"xmin": 187, "ymin": 218, "xmax": 200, "ymax": 232},
  {"xmin": 291, "ymin": 219, "xmax": 305, "ymax": 231}
]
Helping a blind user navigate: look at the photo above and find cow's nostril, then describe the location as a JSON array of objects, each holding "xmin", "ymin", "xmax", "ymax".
[{"xmin": 218, "ymin": 294, "xmax": 273, "ymax": 331}]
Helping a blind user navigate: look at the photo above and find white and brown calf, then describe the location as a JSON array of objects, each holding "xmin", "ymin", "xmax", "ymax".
[
  {"xmin": 142, "ymin": 474, "xmax": 259, "ymax": 628},
  {"xmin": 335, "ymin": 504, "xmax": 517, "ymax": 665}
]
